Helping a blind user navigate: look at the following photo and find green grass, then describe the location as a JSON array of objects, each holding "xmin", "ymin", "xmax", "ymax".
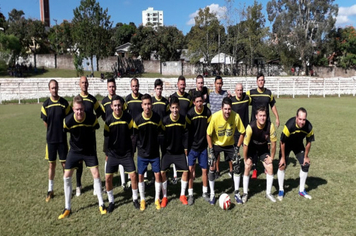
[{"xmin": 0, "ymin": 97, "xmax": 355, "ymax": 235}]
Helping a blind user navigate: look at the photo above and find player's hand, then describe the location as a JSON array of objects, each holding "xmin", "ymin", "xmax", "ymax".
[
  {"xmin": 264, "ymin": 155, "xmax": 273, "ymax": 165},
  {"xmin": 275, "ymin": 118, "xmax": 280, "ymax": 128},
  {"xmin": 279, "ymin": 158, "xmax": 286, "ymax": 169},
  {"xmin": 208, "ymin": 148, "xmax": 215, "ymax": 166},
  {"xmin": 303, "ymin": 156, "xmax": 310, "ymax": 165}
]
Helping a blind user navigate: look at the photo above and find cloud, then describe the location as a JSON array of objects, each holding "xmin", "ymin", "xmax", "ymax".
[
  {"xmin": 187, "ymin": 4, "xmax": 227, "ymax": 26},
  {"xmin": 336, "ymin": 4, "xmax": 356, "ymax": 26}
]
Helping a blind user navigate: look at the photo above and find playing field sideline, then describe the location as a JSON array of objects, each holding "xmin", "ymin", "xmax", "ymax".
[{"xmin": 0, "ymin": 97, "xmax": 355, "ymax": 235}]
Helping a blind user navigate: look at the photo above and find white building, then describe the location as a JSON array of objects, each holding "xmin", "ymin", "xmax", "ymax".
[{"xmin": 142, "ymin": 7, "xmax": 163, "ymax": 29}]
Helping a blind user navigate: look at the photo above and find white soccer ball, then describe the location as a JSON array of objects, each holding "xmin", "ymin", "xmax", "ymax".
[{"xmin": 219, "ymin": 193, "xmax": 231, "ymax": 210}]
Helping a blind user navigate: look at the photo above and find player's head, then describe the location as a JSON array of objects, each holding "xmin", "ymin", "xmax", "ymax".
[
  {"xmin": 73, "ymin": 95, "xmax": 85, "ymax": 121},
  {"xmin": 235, "ymin": 83, "xmax": 243, "ymax": 99},
  {"xmin": 177, "ymin": 75, "xmax": 186, "ymax": 95},
  {"xmin": 111, "ymin": 95, "xmax": 123, "ymax": 117},
  {"xmin": 141, "ymin": 93, "xmax": 152, "ymax": 116},
  {"xmin": 154, "ymin": 79, "xmax": 163, "ymax": 97},
  {"xmin": 196, "ymin": 75, "xmax": 204, "ymax": 91},
  {"xmin": 193, "ymin": 91, "xmax": 204, "ymax": 110},
  {"xmin": 79, "ymin": 76, "xmax": 89, "ymax": 94},
  {"xmin": 296, "ymin": 107, "xmax": 307, "ymax": 128},
  {"xmin": 48, "ymin": 79, "xmax": 59, "ymax": 98},
  {"xmin": 169, "ymin": 95, "xmax": 180, "ymax": 118},
  {"xmin": 214, "ymin": 76, "xmax": 223, "ymax": 92},
  {"xmin": 256, "ymin": 72, "xmax": 265, "ymax": 90},
  {"xmin": 107, "ymin": 78, "xmax": 116, "ymax": 97},
  {"xmin": 131, "ymin": 77, "xmax": 139, "ymax": 95},
  {"xmin": 221, "ymin": 97, "xmax": 232, "ymax": 120},
  {"xmin": 255, "ymin": 106, "xmax": 267, "ymax": 126}
]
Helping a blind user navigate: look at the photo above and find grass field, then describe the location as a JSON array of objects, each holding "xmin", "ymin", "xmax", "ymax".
[{"xmin": 0, "ymin": 97, "xmax": 355, "ymax": 235}]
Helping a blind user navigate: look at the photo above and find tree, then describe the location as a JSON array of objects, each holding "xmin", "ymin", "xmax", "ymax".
[
  {"xmin": 333, "ymin": 26, "xmax": 356, "ymax": 68},
  {"xmin": 72, "ymin": 0, "xmax": 113, "ymax": 73},
  {"xmin": 0, "ymin": 33, "xmax": 22, "ymax": 65},
  {"xmin": 25, "ymin": 19, "xmax": 49, "ymax": 67},
  {"xmin": 113, "ymin": 22, "xmax": 136, "ymax": 46},
  {"xmin": 156, "ymin": 26, "xmax": 184, "ymax": 61},
  {"xmin": 267, "ymin": 0, "xmax": 338, "ymax": 74},
  {"xmin": 130, "ymin": 25, "xmax": 156, "ymax": 60},
  {"xmin": 48, "ymin": 20, "xmax": 76, "ymax": 55}
]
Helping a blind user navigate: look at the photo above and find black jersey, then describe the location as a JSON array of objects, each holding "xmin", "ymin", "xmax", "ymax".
[
  {"xmin": 133, "ymin": 111, "xmax": 162, "ymax": 159},
  {"xmin": 231, "ymin": 94, "xmax": 250, "ymax": 128},
  {"xmin": 188, "ymin": 87, "xmax": 210, "ymax": 104},
  {"xmin": 171, "ymin": 92, "xmax": 192, "ymax": 117},
  {"xmin": 125, "ymin": 93, "xmax": 143, "ymax": 120},
  {"xmin": 64, "ymin": 112, "xmax": 99, "ymax": 155},
  {"xmin": 186, "ymin": 106, "xmax": 211, "ymax": 152},
  {"xmin": 244, "ymin": 120, "xmax": 277, "ymax": 150},
  {"xmin": 247, "ymin": 88, "xmax": 276, "ymax": 121},
  {"xmin": 162, "ymin": 114, "xmax": 188, "ymax": 155},
  {"xmin": 101, "ymin": 95, "xmax": 125, "ymax": 120},
  {"xmin": 41, "ymin": 97, "xmax": 71, "ymax": 144},
  {"xmin": 280, "ymin": 117, "xmax": 315, "ymax": 146},
  {"xmin": 152, "ymin": 95, "xmax": 169, "ymax": 119},
  {"xmin": 79, "ymin": 93, "xmax": 104, "ymax": 118},
  {"xmin": 104, "ymin": 112, "xmax": 133, "ymax": 156}
]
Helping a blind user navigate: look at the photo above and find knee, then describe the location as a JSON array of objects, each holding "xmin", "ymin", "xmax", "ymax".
[
  {"xmin": 105, "ymin": 174, "xmax": 113, "ymax": 183},
  {"xmin": 130, "ymin": 172, "xmax": 137, "ymax": 181},
  {"xmin": 208, "ymin": 170, "xmax": 215, "ymax": 181},
  {"xmin": 244, "ymin": 159, "xmax": 252, "ymax": 171},
  {"xmin": 301, "ymin": 163, "xmax": 310, "ymax": 172}
]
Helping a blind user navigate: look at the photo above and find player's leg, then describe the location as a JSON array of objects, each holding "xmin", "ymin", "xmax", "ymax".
[
  {"xmin": 242, "ymin": 155, "xmax": 253, "ymax": 204},
  {"xmin": 151, "ymin": 157, "xmax": 162, "ymax": 210},
  {"xmin": 160, "ymin": 154, "xmax": 171, "ymax": 208},
  {"xmin": 119, "ymin": 164, "xmax": 126, "ymax": 189},
  {"xmin": 199, "ymin": 149, "xmax": 209, "ymax": 201},
  {"xmin": 46, "ymin": 143, "xmax": 57, "ymax": 202},
  {"xmin": 296, "ymin": 150, "xmax": 312, "ymax": 199},
  {"xmin": 208, "ymin": 146, "xmax": 219, "ymax": 204},
  {"xmin": 187, "ymin": 149, "xmax": 198, "ymax": 205},
  {"xmin": 277, "ymin": 149, "xmax": 290, "ymax": 201},
  {"xmin": 261, "ymin": 153, "xmax": 276, "ymax": 202},
  {"xmin": 76, "ymin": 161, "xmax": 83, "ymax": 196},
  {"xmin": 121, "ymin": 152, "xmax": 139, "ymax": 209},
  {"xmin": 137, "ymin": 156, "xmax": 148, "ymax": 211},
  {"xmin": 105, "ymin": 155, "xmax": 118, "ymax": 213},
  {"xmin": 172, "ymin": 164, "xmax": 178, "ymax": 184},
  {"xmin": 175, "ymin": 154, "xmax": 189, "ymax": 205},
  {"xmin": 215, "ymin": 153, "xmax": 221, "ymax": 179}
]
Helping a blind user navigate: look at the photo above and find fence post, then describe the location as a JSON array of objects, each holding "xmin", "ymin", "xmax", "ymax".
[
  {"xmin": 338, "ymin": 78, "xmax": 341, "ymax": 98},
  {"xmin": 293, "ymin": 78, "xmax": 295, "ymax": 98},
  {"xmin": 18, "ymin": 83, "xmax": 21, "ymax": 104},
  {"xmin": 323, "ymin": 78, "xmax": 325, "ymax": 98},
  {"xmin": 308, "ymin": 77, "xmax": 310, "ymax": 98},
  {"xmin": 37, "ymin": 82, "xmax": 39, "ymax": 104},
  {"xmin": 0, "ymin": 83, "xmax": 2, "ymax": 104},
  {"xmin": 277, "ymin": 78, "xmax": 280, "ymax": 98}
]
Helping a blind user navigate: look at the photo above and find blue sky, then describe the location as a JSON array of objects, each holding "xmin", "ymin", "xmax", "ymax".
[{"xmin": 1, "ymin": 0, "xmax": 355, "ymax": 34}]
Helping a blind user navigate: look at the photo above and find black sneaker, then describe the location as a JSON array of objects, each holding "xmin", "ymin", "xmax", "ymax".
[
  {"xmin": 108, "ymin": 202, "xmax": 115, "ymax": 213},
  {"xmin": 133, "ymin": 199, "xmax": 140, "ymax": 210}
]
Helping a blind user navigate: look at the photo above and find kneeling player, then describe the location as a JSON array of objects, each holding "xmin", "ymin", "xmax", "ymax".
[
  {"xmin": 242, "ymin": 106, "xmax": 277, "ymax": 203},
  {"xmin": 58, "ymin": 95, "xmax": 106, "ymax": 219},
  {"xmin": 277, "ymin": 107, "xmax": 315, "ymax": 201},
  {"xmin": 104, "ymin": 95, "xmax": 139, "ymax": 212}
]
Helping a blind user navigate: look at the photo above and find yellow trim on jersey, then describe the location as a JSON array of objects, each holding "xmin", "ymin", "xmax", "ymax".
[
  {"xmin": 45, "ymin": 103, "xmax": 66, "ymax": 109},
  {"xmin": 137, "ymin": 121, "xmax": 160, "ymax": 128},
  {"xmin": 45, "ymin": 144, "xmax": 49, "ymax": 160},
  {"xmin": 41, "ymin": 106, "xmax": 47, "ymax": 116},
  {"xmin": 109, "ymin": 121, "xmax": 129, "ymax": 126},
  {"xmin": 65, "ymin": 105, "xmax": 71, "ymax": 115},
  {"xmin": 170, "ymin": 114, "xmax": 180, "ymax": 122},
  {"xmin": 142, "ymin": 112, "xmax": 153, "ymax": 120},
  {"xmin": 127, "ymin": 100, "xmax": 142, "ymax": 104},
  {"xmin": 191, "ymin": 115, "xmax": 208, "ymax": 120},
  {"xmin": 103, "ymin": 101, "xmax": 111, "ymax": 107},
  {"xmin": 244, "ymin": 123, "xmax": 277, "ymax": 146},
  {"xmin": 243, "ymin": 125, "xmax": 253, "ymax": 146},
  {"xmin": 194, "ymin": 106, "xmax": 204, "ymax": 115},
  {"xmin": 178, "ymin": 97, "xmax": 191, "ymax": 102},
  {"xmin": 270, "ymin": 123, "xmax": 277, "ymax": 142},
  {"xmin": 113, "ymin": 112, "xmax": 123, "ymax": 120},
  {"xmin": 282, "ymin": 125, "xmax": 290, "ymax": 137},
  {"xmin": 83, "ymin": 98, "xmax": 94, "ymax": 103},
  {"xmin": 104, "ymin": 124, "xmax": 110, "ymax": 132},
  {"xmin": 153, "ymin": 101, "xmax": 166, "ymax": 105},
  {"xmin": 74, "ymin": 113, "xmax": 86, "ymax": 123},
  {"xmin": 165, "ymin": 123, "xmax": 185, "ymax": 128},
  {"xmin": 69, "ymin": 123, "xmax": 95, "ymax": 129}
]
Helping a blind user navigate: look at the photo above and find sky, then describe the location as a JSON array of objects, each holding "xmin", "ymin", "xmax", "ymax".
[{"xmin": 1, "ymin": 0, "xmax": 355, "ymax": 35}]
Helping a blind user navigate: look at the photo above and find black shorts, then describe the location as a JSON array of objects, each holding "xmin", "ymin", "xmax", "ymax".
[
  {"xmin": 213, "ymin": 145, "xmax": 234, "ymax": 162},
  {"xmin": 279, "ymin": 145, "xmax": 306, "ymax": 167},
  {"xmin": 65, "ymin": 151, "xmax": 99, "ymax": 170},
  {"xmin": 106, "ymin": 152, "xmax": 136, "ymax": 174},
  {"xmin": 161, "ymin": 153, "xmax": 188, "ymax": 172},
  {"xmin": 103, "ymin": 137, "xmax": 109, "ymax": 154},
  {"xmin": 46, "ymin": 143, "xmax": 68, "ymax": 162},
  {"xmin": 247, "ymin": 144, "xmax": 270, "ymax": 162}
]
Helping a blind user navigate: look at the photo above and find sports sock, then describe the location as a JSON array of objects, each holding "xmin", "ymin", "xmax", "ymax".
[
  {"xmin": 107, "ymin": 190, "xmax": 114, "ymax": 203},
  {"xmin": 299, "ymin": 169, "xmax": 308, "ymax": 192},
  {"xmin": 94, "ymin": 178, "xmax": 104, "ymax": 206},
  {"xmin": 132, "ymin": 188, "xmax": 138, "ymax": 201},
  {"xmin": 243, "ymin": 175, "xmax": 249, "ymax": 194},
  {"xmin": 209, "ymin": 180, "xmax": 215, "ymax": 198},
  {"xmin": 64, "ymin": 177, "xmax": 72, "ymax": 210},
  {"xmin": 277, "ymin": 169, "xmax": 285, "ymax": 191},
  {"xmin": 266, "ymin": 174, "xmax": 274, "ymax": 195},
  {"xmin": 76, "ymin": 162, "xmax": 83, "ymax": 187},
  {"xmin": 144, "ymin": 172, "xmax": 147, "ymax": 178},
  {"xmin": 233, "ymin": 174, "xmax": 241, "ymax": 192},
  {"xmin": 119, "ymin": 165, "xmax": 125, "ymax": 185},
  {"xmin": 48, "ymin": 179, "xmax": 54, "ymax": 192},
  {"xmin": 173, "ymin": 164, "xmax": 177, "ymax": 178},
  {"xmin": 162, "ymin": 181, "xmax": 168, "ymax": 198},
  {"xmin": 202, "ymin": 186, "xmax": 208, "ymax": 194},
  {"xmin": 180, "ymin": 180, "xmax": 188, "ymax": 196},
  {"xmin": 188, "ymin": 188, "xmax": 193, "ymax": 196},
  {"xmin": 104, "ymin": 161, "xmax": 107, "ymax": 176},
  {"xmin": 138, "ymin": 182, "xmax": 145, "ymax": 201},
  {"xmin": 155, "ymin": 181, "xmax": 161, "ymax": 201}
]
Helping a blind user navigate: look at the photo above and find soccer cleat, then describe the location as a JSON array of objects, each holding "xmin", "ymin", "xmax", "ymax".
[
  {"xmin": 155, "ymin": 199, "xmax": 161, "ymax": 210},
  {"xmin": 46, "ymin": 191, "xmax": 54, "ymax": 202},
  {"xmin": 58, "ymin": 208, "xmax": 71, "ymax": 219},
  {"xmin": 299, "ymin": 191, "xmax": 312, "ymax": 199},
  {"xmin": 180, "ymin": 195, "xmax": 188, "ymax": 205},
  {"xmin": 99, "ymin": 204, "xmax": 107, "ymax": 215},
  {"xmin": 266, "ymin": 193, "xmax": 276, "ymax": 202},
  {"xmin": 215, "ymin": 171, "xmax": 221, "ymax": 180},
  {"xmin": 76, "ymin": 187, "xmax": 81, "ymax": 197},
  {"xmin": 160, "ymin": 197, "xmax": 168, "ymax": 208},
  {"xmin": 252, "ymin": 169, "xmax": 257, "ymax": 179},
  {"xmin": 234, "ymin": 191, "xmax": 243, "ymax": 204},
  {"xmin": 277, "ymin": 190, "xmax": 284, "ymax": 201},
  {"xmin": 202, "ymin": 192, "xmax": 210, "ymax": 202},
  {"xmin": 140, "ymin": 200, "xmax": 146, "ymax": 211},
  {"xmin": 188, "ymin": 195, "xmax": 194, "ymax": 206},
  {"xmin": 133, "ymin": 199, "xmax": 140, "ymax": 210},
  {"xmin": 241, "ymin": 193, "xmax": 248, "ymax": 204},
  {"xmin": 209, "ymin": 195, "xmax": 216, "ymax": 205},
  {"xmin": 108, "ymin": 202, "xmax": 114, "ymax": 213}
]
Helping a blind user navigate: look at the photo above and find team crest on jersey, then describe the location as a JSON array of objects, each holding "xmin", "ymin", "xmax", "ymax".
[{"xmin": 265, "ymin": 134, "xmax": 269, "ymax": 140}]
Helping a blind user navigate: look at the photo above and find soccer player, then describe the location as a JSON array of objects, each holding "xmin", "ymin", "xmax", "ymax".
[
  {"xmin": 152, "ymin": 79, "xmax": 169, "ymax": 121},
  {"xmin": 160, "ymin": 96, "xmax": 189, "ymax": 207},
  {"xmin": 277, "ymin": 107, "xmax": 315, "ymax": 201},
  {"xmin": 133, "ymin": 94, "xmax": 162, "ymax": 211},
  {"xmin": 125, "ymin": 77, "xmax": 143, "ymax": 120},
  {"xmin": 41, "ymin": 79, "xmax": 71, "ymax": 202},
  {"xmin": 188, "ymin": 74, "xmax": 210, "ymax": 106},
  {"xmin": 104, "ymin": 95, "xmax": 139, "ymax": 212},
  {"xmin": 246, "ymin": 72, "xmax": 280, "ymax": 179},
  {"xmin": 186, "ymin": 91, "xmax": 212, "ymax": 205},
  {"xmin": 206, "ymin": 97, "xmax": 245, "ymax": 205},
  {"xmin": 242, "ymin": 106, "xmax": 277, "ymax": 203},
  {"xmin": 58, "ymin": 95, "xmax": 106, "ymax": 219}
]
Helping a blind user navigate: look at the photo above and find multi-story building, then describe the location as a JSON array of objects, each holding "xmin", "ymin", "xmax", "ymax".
[{"xmin": 142, "ymin": 7, "xmax": 163, "ymax": 29}]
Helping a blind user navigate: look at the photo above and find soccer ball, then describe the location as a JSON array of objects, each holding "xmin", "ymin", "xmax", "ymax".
[{"xmin": 219, "ymin": 193, "xmax": 231, "ymax": 210}]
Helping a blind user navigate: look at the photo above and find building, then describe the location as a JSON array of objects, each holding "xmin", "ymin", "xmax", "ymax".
[
  {"xmin": 142, "ymin": 7, "xmax": 163, "ymax": 29},
  {"xmin": 40, "ymin": 0, "xmax": 50, "ymax": 27}
]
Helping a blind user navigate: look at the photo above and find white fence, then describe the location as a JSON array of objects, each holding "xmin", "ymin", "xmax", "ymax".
[{"xmin": 0, "ymin": 76, "xmax": 355, "ymax": 104}]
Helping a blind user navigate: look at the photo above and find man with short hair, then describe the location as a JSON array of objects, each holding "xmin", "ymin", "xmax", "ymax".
[
  {"xmin": 277, "ymin": 108, "xmax": 314, "ymax": 201},
  {"xmin": 160, "ymin": 96, "xmax": 189, "ymax": 207},
  {"xmin": 242, "ymin": 106, "xmax": 277, "ymax": 203},
  {"xmin": 133, "ymin": 94, "xmax": 162, "ymax": 211},
  {"xmin": 58, "ymin": 95, "xmax": 107, "ymax": 219},
  {"xmin": 41, "ymin": 79, "xmax": 71, "ymax": 202},
  {"xmin": 125, "ymin": 77, "xmax": 143, "ymax": 120},
  {"xmin": 186, "ymin": 91, "xmax": 212, "ymax": 205},
  {"xmin": 188, "ymin": 74, "xmax": 210, "ymax": 106},
  {"xmin": 152, "ymin": 79, "xmax": 169, "ymax": 121},
  {"xmin": 206, "ymin": 97, "xmax": 245, "ymax": 205},
  {"xmin": 104, "ymin": 95, "xmax": 139, "ymax": 212}
]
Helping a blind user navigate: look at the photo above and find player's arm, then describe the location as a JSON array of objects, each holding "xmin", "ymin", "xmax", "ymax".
[
  {"xmin": 206, "ymin": 122, "xmax": 215, "ymax": 166},
  {"xmin": 303, "ymin": 141, "xmax": 312, "ymax": 165},
  {"xmin": 271, "ymin": 105, "xmax": 280, "ymax": 128},
  {"xmin": 243, "ymin": 125, "xmax": 252, "ymax": 162},
  {"xmin": 183, "ymin": 122, "xmax": 189, "ymax": 156},
  {"xmin": 279, "ymin": 141, "xmax": 286, "ymax": 168}
]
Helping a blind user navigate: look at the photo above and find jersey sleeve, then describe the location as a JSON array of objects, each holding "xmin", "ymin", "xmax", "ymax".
[
  {"xmin": 280, "ymin": 125, "xmax": 290, "ymax": 143},
  {"xmin": 206, "ymin": 118, "xmax": 214, "ymax": 136},
  {"xmin": 93, "ymin": 117, "xmax": 100, "ymax": 130},
  {"xmin": 306, "ymin": 123, "xmax": 315, "ymax": 143},
  {"xmin": 270, "ymin": 123, "xmax": 277, "ymax": 142},
  {"xmin": 269, "ymin": 93, "xmax": 276, "ymax": 107},
  {"xmin": 235, "ymin": 114, "xmax": 246, "ymax": 134},
  {"xmin": 94, "ymin": 101, "xmax": 105, "ymax": 118},
  {"xmin": 243, "ymin": 125, "xmax": 253, "ymax": 146},
  {"xmin": 41, "ymin": 105, "xmax": 47, "ymax": 122},
  {"xmin": 104, "ymin": 123, "xmax": 110, "ymax": 137}
]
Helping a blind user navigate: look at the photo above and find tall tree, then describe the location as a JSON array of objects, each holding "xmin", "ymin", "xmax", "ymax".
[
  {"xmin": 156, "ymin": 26, "xmax": 184, "ymax": 61},
  {"xmin": 113, "ymin": 22, "xmax": 136, "ymax": 46},
  {"xmin": 267, "ymin": 0, "xmax": 338, "ymax": 74},
  {"xmin": 48, "ymin": 20, "xmax": 76, "ymax": 55},
  {"xmin": 130, "ymin": 25, "xmax": 156, "ymax": 60},
  {"xmin": 332, "ymin": 26, "xmax": 356, "ymax": 68},
  {"xmin": 72, "ymin": 0, "xmax": 113, "ymax": 73}
]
